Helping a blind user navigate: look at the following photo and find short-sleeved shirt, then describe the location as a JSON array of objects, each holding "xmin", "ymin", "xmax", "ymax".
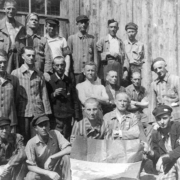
[{"xmin": 25, "ymin": 130, "xmax": 71, "ymax": 168}]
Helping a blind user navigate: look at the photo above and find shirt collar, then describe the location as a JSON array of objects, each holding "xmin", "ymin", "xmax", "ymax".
[
  {"xmin": 0, "ymin": 72, "xmax": 12, "ymax": 81},
  {"xmin": 20, "ymin": 64, "xmax": 37, "ymax": 74},
  {"xmin": 108, "ymin": 34, "xmax": 117, "ymax": 40},
  {"xmin": 155, "ymin": 72, "xmax": 170, "ymax": 84},
  {"xmin": 110, "ymin": 109, "xmax": 131, "ymax": 120},
  {"xmin": 127, "ymin": 39, "xmax": 138, "ymax": 45},
  {"xmin": 35, "ymin": 133, "xmax": 53, "ymax": 144},
  {"xmin": 129, "ymin": 84, "xmax": 144, "ymax": 94},
  {"xmin": 78, "ymin": 31, "xmax": 87, "ymax": 38},
  {"xmin": 55, "ymin": 72, "xmax": 64, "ymax": 81}
]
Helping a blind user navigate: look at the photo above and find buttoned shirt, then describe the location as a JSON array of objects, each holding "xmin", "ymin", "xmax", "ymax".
[
  {"xmin": 124, "ymin": 39, "xmax": 144, "ymax": 65},
  {"xmin": 102, "ymin": 109, "xmax": 139, "ymax": 140},
  {"xmin": 68, "ymin": 32, "xmax": 95, "ymax": 73},
  {"xmin": 11, "ymin": 64, "xmax": 51, "ymax": 117},
  {"xmin": 0, "ymin": 73, "xmax": 19, "ymax": 125},
  {"xmin": 161, "ymin": 133, "xmax": 172, "ymax": 153},
  {"xmin": 25, "ymin": 130, "xmax": 71, "ymax": 168},
  {"xmin": 108, "ymin": 34, "xmax": 120, "ymax": 53}
]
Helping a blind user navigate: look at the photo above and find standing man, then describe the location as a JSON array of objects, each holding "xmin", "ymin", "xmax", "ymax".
[
  {"xmin": 150, "ymin": 57, "xmax": 180, "ymax": 123},
  {"xmin": 45, "ymin": 18, "xmax": 70, "ymax": 78},
  {"xmin": 11, "ymin": 47, "xmax": 51, "ymax": 143},
  {"xmin": 68, "ymin": 15, "xmax": 97, "ymax": 84},
  {"xmin": 124, "ymin": 22, "xmax": 145, "ymax": 79},
  {"xmin": 0, "ymin": 0, "xmax": 26, "ymax": 73},
  {"xmin": 47, "ymin": 56, "xmax": 80, "ymax": 140},
  {"xmin": 96, "ymin": 19, "xmax": 129, "ymax": 86}
]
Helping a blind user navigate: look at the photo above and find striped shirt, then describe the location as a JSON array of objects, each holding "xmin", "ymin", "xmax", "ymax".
[
  {"xmin": 11, "ymin": 64, "xmax": 51, "ymax": 117},
  {"xmin": 67, "ymin": 31, "xmax": 95, "ymax": 73},
  {"xmin": 0, "ymin": 73, "xmax": 19, "ymax": 125}
]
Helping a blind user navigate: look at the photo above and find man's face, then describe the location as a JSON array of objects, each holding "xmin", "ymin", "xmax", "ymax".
[
  {"xmin": 127, "ymin": 29, "xmax": 137, "ymax": 41},
  {"xmin": 84, "ymin": 102, "xmax": 99, "ymax": 121},
  {"xmin": 108, "ymin": 22, "xmax": 119, "ymax": 37},
  {"xmin": 35, "ymin": 121, "xmax": 50, "ymax": 137},
  {"xmin": 4, "ymin": 2, "xmax": 17, "ymax": 19},
  {"xmin": 156, "ymin": 114, "xmax": 171, "ymax": 129},
  {"xmin": 107, "ymin": 71, "xmax": 117, "ymax": 85},
  {"xmin": 153, "ymin": 61, "xmax": 167, "ymax": 79},
  {"xmin": 115, "ymin": 94, "xmax": 129, "ymax": 112},
  {"xmin": 84, "ymin": 65, "xmax": 96, "ymax": 81},
  {"xmin": 22, "ymin": 49, "xmax": 35, "ymax": 66},
  {"xmin": 53, "ymin": 58, "xmax": 65, "ymax": 76},
  {"xmin": 0, "ymin": 125, "xmax": 11, "ymax": 139},
  {"xmin": 131, "ymin": 73, "xmax": 141, "ymax": 87},
  {"xmin": 46, "ymin": 23, "xmax": 56, "ymax": 37},
  {"xmin": 77, "ymin": 20, "xmax": 89, "ymax": 33},
  {"xmin": 27, "ymin": 15, "xmax": 39, "ymax": 29},
  {"xmin": 0, "ymin": 56, "xmax": 7, "ymax": 72}
]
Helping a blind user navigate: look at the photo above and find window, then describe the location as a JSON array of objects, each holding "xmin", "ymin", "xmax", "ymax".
[
  {"xmin": 0, "ymin": 0, "xmax": 5, "ymax": 9},
  {"xmin": 31, "ymin": 0, "xmax": 45, "ymax": 14},
  {"xmin": 47, "ymin": 0, "xmax": 60, "ymax": 16},
  {"xmin": 17, "ymin": 0, "xmax": 29, "ymax": 12}
]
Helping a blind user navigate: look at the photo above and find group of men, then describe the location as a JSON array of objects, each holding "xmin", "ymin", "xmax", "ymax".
[{"xmin": 1, "ymin": 0, "xmax": 180, "ymax": 179}]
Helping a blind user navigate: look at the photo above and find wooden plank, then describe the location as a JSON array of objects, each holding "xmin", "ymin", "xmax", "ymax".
[{"xmin": 60, "ymin": 0, "xmax": 68, "ymax": 18}]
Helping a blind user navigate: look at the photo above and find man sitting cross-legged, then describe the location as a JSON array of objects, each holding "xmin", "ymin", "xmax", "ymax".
[{"xmin": 25, "ymin": 114, "xmax": 72, "ymax": 180}]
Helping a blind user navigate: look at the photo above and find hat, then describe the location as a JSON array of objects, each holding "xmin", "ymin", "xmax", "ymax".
[
  {"xmin": 76, "ymin": 15, "xmax": 89, "ymax": 22},
  {"xmin": 32, "ymin": 114, "xmax": 49, "ymax": 126},
  {"xmin": 151, "ymin": 57, "xmax": 165, "ymax": 71},
  {"xmin": 125, "ymin": 22, "xmax": 138, "ymax": 31},
  {"xmin": 0, "ymin": 117, "xmax": 11, "ymax": 127},
  {"xmin": 45, "ymin": 18, "xmax": 59, "ymax": 26},
  {"xmin": 152, "ymin": 105, "xmax": 172, "ymax": 118}
]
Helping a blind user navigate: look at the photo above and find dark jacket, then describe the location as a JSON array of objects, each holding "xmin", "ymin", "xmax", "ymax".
[{"xmin": 47, "ymin": 73, "xmax": 80, "ymax": 119}]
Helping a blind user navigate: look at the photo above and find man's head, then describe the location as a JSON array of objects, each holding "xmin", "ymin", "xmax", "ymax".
[
  {"xmin": 26, "ymin": 13, "xmax": 39, "ymax": 30},
  {"xmin": 33, "ymin": 114, "xmax": 50, "ymax": 137},
  {"xmin": 53, "ymin": 56, "xmax": 66, "ymax": 76},
  {"xmin": 125, "ymin": 22, "xmax": 138, "ymax": 41},
  {"xmin": 152, "ymin": 105, "xmax": 172, "ymax": 129},
  {"xmin": 83, "ymin": 61, "xmax": 97, "ymax": 81},
  {"xmin": 45, "ymin": 18, "xmax": 59, "ymax": 37},
  {"xmin": 21, "ymin": 46, "xmax": 35, "ymax": 66},
  {"xmin": 115, "ymin": 92, "xmax": 131, "ymax": 112},
  {"xmin": 0, "ymin": 50, "xmax": 7, "ymax": 73},
  {"xmin": 76, "ymin": 15, "xmax": 89, "ymax": 34},
  {"xmin": 108, "ymin": 19, "xmax": 119, "ymax": 37},
  {"xmin": 131, "ymin": 72, "xmax": 142, "ymax": 87},
  {"xmin": 106, "ymin": 70, "xmax": 118, "ymax": 85},
  {"xmin": 151, "ymin": 57, "xmax": 167, "ymax": 79},
  {"xmin": 84, "ymin": 98, "xmax": 100, "ymax": 121},
  {"xmin": 0, "ymin": 117, "xmax": 11, "ymax": 139},
  {"xmin": 4, "ymin": 0, "xmax": 17, "ymax": 19}
]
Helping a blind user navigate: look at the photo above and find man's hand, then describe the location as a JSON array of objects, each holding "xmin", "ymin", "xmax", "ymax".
[
  {"xmin": 156, "ymin": 157, "xmax": 164, "ymax": 173},
  {"xmin": 141, "ymin": 141, "xmax": 150, "ymax": 153},
  {"xmin": 53, "ymin": 88, "xmax": 65, "ymax": 97},
  {"xmin": 44, "ymin": 157, "xmax": 53, "ymax": 170},
  {"xmin": 47, "ymin": 171, "xmax": 60, "ymax": 180},
  {"xmin": 44, "ymin": 72, "xmax": 51, "ymax": 82},
  {"xmin": 152, "ymin": 122, "xmax": 160, "ymax": 130},
  {"xmin": 1, "ymin": 165, "xmax": 11, "ymax": 177},
  {"xmin": 112, "ymin": 130, "xmax": 122, "ymax": 138},
  {"xmin": 122, "ymin": 71, "xmax": 128, "ymax": 80}
]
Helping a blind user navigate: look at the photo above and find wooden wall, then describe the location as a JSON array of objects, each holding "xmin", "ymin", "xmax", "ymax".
[{"xmin": 68, "ymin": 0, "xmax": 180, "ymax": 89}]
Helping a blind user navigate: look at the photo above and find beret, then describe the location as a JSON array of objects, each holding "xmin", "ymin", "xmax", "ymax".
[
  {"xmin": 152, "ymin": 105, "xmax": 172, "ymax": 118},
  {"xmin": 32, "ymin": 114, "xmax": 49, "ymax": 126},
  {"xmin": 45, "ymin": 18, "xmax": 59, "ymax": 25},
  {"xmin": 125, "ymin": 22, "xmax": 138, "ymax": 31},
  {"xmin": 0, "ymin": 117, "xmax": 11, "ymax": 127},
  {"xmin": 76, "ymin": 15, "xmax": 89, "ymax": 22},
  {"xmin": 151, "ymin": 57, "xmax": 165, "ymax": 71}
]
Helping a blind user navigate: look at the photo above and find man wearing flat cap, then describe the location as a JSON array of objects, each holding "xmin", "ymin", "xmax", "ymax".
[
  {"xmin": 0, "ymin": 117, "xmax": 26, "ymax": 180},
  {"xmin": 45, "ymin": 18, "xmax": 71, "ymax": 80},
  {"xmin": 25, "ymin": 114, "xmax": 71, "ymax": 180},
  {"xmin": 149, "ymin": 57, "xmax": 180, "ymax": 123},
  {"xmin": 96, "ymin": 19, "xmax": 129, "ymax": 86},
  {"xmin": 68, "ymin": 15, "xmax": 98, "ymax": 84},
  {"xmin": 142, "ymin": 105, "xmax": 180, "ymax": 180},
  {"xmin": 124, "ymin": 22, "xmax": 145, "ymax": 83}
]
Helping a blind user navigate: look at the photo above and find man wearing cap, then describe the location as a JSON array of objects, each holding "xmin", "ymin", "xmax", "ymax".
[
  {"xmin": 142, "ymin": 105, "xmax": 180, "ymax": 179},
  {"xmin": 0, "ymin": 117, "xmax": 26, "ymax": 180},
  {"xmin": 0, "ymin": 0, "xmax": 26, "ymax": 73},
  {"xmin": 150, "ymin": 57, "xmax": 180, "ymax": 123},
  {"xmin": 67, "ymin": 15, "xmax": 97, "ymax": 84},
  {"xmin": 25, "ymin": 114, "xmax": 71, "ymax": 180},
  {"xmin": 124, "ymin": 22, "xmax": 144, "ymax": 80},
  {"xmin": 96, "ymin": 19, "xmax": 129, "ymax": 86},
  {"xmin": 45, "ymin": 18, "xmax": 71, "ymax": 79}
]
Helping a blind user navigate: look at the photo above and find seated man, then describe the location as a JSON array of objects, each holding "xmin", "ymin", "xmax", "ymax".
[
  {"xmin": 0, "ymin": 117, "xmax": 26, "ymax": 180},
  {"xmin": 25, "ymin": 114, "xmax": 71, "ymax": 180},
  {"xmin": 70, "ymin": 98, "xmax": 104, "ymax": 143},
  {"xmin": 142, "ymin": 105, "xmax": 180, "ymax": 180},
  {"xmin": 103, "ymin": 92, "xmax": 140, "ymax": 140}
]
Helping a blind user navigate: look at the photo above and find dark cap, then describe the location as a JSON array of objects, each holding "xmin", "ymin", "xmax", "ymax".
[
  {"xmin": 125, "ymin": 22, "xmax": 138, "ymax": 31},
  {"xmin": 32, "ymin": 114, "xmax": 49, "ymax": 126},
  {"xmin": 151, "ymin": 57, "xmax": 165, "ymax": 71},
  {"xmin": 45, "ymin": 18, "xmax": 59, "ymax": 26},
  {"xmin": 76, "ymin": 15, "xmax": 89, "ymax": 22},
  {"xmin": 152, "ymin": 105, "xmax": 172, "ymax": 118},
  {"xmin": 0, "ymin": 117, "xmax": 11, "ymax": 127}
]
